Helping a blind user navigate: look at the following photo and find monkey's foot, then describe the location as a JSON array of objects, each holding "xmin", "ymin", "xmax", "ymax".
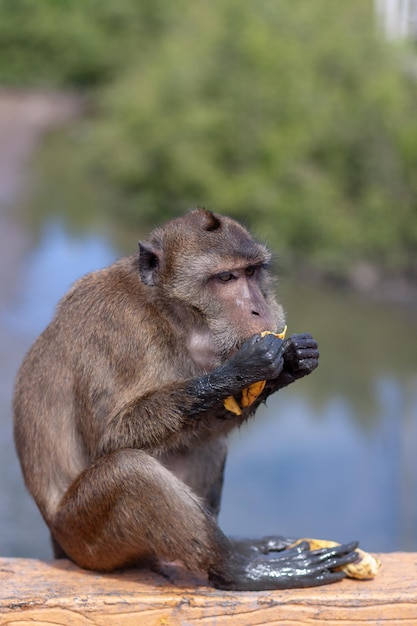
[{"xmin": 210, "ymin": 540, "xmax": 359, "ymax": 591}]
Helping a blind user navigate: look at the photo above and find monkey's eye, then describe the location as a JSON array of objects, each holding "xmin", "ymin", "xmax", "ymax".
[
  {"xmin": 217, "ymin": 272, "xmax": 235, "ymax": 282},
  {"xmin": 245, "ymin": 267, "xmax": 256, "ymax": 277}
]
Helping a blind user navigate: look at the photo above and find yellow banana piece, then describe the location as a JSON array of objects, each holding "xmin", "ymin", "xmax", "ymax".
[
  {"xmin": 241, "ymin": 380, "xmax": 267, "ymax": 408},
  {"xmin": 223, "ymin": 396, "xmax": 243, "ymax": 416},
  {"xmin": 261, "ymin": 327, "xmax": 287, "ymax": 341},
  {"xmin": 224, "ymin": 326, "xmax": 287, "ymax": 415},
  {"xmin": 289, "ymin": 538, "xmax": 381, "ymax": 580}
]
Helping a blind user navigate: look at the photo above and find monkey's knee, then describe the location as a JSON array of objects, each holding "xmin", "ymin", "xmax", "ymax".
[{"xmin": 51, "ymin": 449, "xmax": 225, "ymax": 573}]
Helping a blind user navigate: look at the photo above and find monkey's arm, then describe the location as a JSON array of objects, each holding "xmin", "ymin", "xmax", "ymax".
[{"xmin": 99, "ymin": 334, "xmax": 285, "ymax": 453}]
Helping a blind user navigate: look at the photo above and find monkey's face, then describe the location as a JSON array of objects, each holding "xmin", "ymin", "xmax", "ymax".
[
  {"xmin": 139, "ymin": 209, "xmax": 286, "ymax": 363},
  {"xmin": 202, "ymin": 264, "xmax": 286, "ymax": 361},
  {"xmin": 181, "ymin": 260, "xmax": 285, "ymax": 370}
]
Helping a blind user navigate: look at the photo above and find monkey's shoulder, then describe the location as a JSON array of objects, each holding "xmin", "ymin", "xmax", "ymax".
[
  {"xmin": 41, "ymin": 256, "xmax": 183, "ymax": 365},
  {"xmin": 60, "ymin": 256, "xmax": 141, "ymax": 304}
]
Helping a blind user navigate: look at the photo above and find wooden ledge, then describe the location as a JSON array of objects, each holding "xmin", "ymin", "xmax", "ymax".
[{"xmin": 0, "ymin": 553, "xmax": 416, "ymax": 625}]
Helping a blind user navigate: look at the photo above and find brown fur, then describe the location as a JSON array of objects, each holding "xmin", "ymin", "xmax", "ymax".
[{"xmin": 14, "ymin": 209, "xmax": 285, "ymax": 575}]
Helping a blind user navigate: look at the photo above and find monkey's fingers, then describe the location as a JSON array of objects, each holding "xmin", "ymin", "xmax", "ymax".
[
  {"xmin": 288, "ymin": 538, "xmax": 381, "ymax": 579},
  {"xmin": 293, "ymin": 348, "xmax": 319, "ymax": 360},
  {"xmin": 294, "ymin": 357, "xmax": 319, "ymax": 374},
  {"xmin": 285, "ymin": 332, "xmax": 317, "ymax": 346}
]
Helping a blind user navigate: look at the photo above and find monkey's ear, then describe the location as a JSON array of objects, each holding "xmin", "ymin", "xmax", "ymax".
[{"xmin": 138, "ymin": 242, "xmax": 162, "ymax": 286}]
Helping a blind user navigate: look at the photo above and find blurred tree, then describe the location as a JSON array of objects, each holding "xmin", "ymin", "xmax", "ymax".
[
  {"xmin": 88, "ymin": 1, "xmax": 417, "ymax": 277},
  {"xmin": 0, "ymin": 0, "xmax": 184, "ymax": 86},
  {"xmin": 1, "ymin": 0, "xmax": 417, "ymax": 278}
]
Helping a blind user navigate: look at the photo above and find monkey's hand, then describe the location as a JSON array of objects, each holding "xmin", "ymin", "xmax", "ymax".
[
  {"xmin": 186, "ymin": 334, "xmax": 285, "ymax": 418},
  {"xmin": 223, "ymin": 333, "xmax": 318, "ymax": 412},
  {"xmin": 226, "ymin": 333, "xmax": 285, "ymax": 390},
  {"xmin": 268, "ymin": 333, "xmax": 319, "ymax": 391},
  {"xmin": 209, "ymin": 540, "xmax": 359, "ymax": 591}
]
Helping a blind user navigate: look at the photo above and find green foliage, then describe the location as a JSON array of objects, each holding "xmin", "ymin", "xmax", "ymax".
[
  {"xmin": 0, "ymin": 0, "xmax": 184, "ymax": 86},
  {"xmin": 1, "ymin": 0, "xmax": 417, "ymax": 276},
  {"xmin": 89, "ymin": 1, "xmax": 417, "ymax": 274}
]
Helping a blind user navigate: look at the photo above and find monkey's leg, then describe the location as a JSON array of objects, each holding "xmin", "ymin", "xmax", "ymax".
[
  {"xmin": 50, "ymin": 449, "xmax": 358, "ymax": 590},
  {"xmin": 51, "ymin": 449, "xmax": 228, "ymax": 573},
  {"xmin": 160, "ymin": 438, "xmax": 228, "ymax": 519}
]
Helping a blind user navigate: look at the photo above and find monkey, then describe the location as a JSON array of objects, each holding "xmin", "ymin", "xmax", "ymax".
[{"xmin": 13, "ymin": 208, "xmax": 358, "ymax": 591}]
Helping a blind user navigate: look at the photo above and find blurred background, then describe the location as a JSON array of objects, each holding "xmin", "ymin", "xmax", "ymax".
[{"xmin": 0, "ymin": 0, "xmax": 416, "ymax": 560}]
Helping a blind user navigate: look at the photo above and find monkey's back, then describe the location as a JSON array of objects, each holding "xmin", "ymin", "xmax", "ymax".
[{"xmin": 13, "ymin": 256, "xmax": 177, "ymax": 522}]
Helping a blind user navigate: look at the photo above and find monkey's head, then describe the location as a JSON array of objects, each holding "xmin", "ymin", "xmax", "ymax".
[{"xmin": 138, "ymin": 209, "xmax": 285, "ymax": 360}]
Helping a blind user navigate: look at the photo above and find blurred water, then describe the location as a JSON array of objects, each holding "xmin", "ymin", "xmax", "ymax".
[
  {"xmin": 0, "ymin": 220, "xmax": 118, "ymax": 558},
  {"xmin": 0, "ymin": 219, "xmax": 416, "ymax": 559}
]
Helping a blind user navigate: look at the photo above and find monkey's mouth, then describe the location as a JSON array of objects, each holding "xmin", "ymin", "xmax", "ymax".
[
  {"xmin": 239, "ymin": 326, "xmax": 286, "ymax": 345},
  {"xmin": 225, "ymin": 326, "xmax": 287, "ymax": 361},
  {"xmin": 263, "ymin": 326, "xmax": 287, "ymax": 340}
]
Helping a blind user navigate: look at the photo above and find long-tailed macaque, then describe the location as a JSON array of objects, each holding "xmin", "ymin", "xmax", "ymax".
[{"xmin": 14, "ymin": 209, "xmax": 358, "ymax": 590}]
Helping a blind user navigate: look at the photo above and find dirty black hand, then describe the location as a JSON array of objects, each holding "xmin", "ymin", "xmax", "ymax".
[
  {"xmin": 282, "ymin": 333, "xmax": 319, "ymax": 379},
  {"xmin": 226, "ymin": 333, "xmax": 285, "ymax": 389},
  {"xmin": 186, "ymin": 334, "xmax": 285, "ymax": 415}
]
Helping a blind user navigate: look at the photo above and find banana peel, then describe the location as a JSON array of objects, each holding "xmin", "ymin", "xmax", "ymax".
[
  {"xmin": 224, "ymin": 326, "xmax": 287, "ymax": 416},
  {"xmin": 289, "ymin": 538, "xmax": 381, "ymax": 580}
]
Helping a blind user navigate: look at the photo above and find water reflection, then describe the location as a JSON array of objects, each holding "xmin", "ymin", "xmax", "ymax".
[
  {"xmin": 220, "ymin": 279, "xmax": 417, "ymax": 552},
  {"xmin": 0, "ymin": 220, "xmax": 416, "ymax": 559},
  {"xmin": 0, "ymin": 221, "xmax": 118, "ymax": 559},
  {"xmin": 5, "ymin": 221, "xmax": 117, "ymax": 336},
  {"xmin": 220, "ymin": 380, "xmax": 417, "ymax": 552}
]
